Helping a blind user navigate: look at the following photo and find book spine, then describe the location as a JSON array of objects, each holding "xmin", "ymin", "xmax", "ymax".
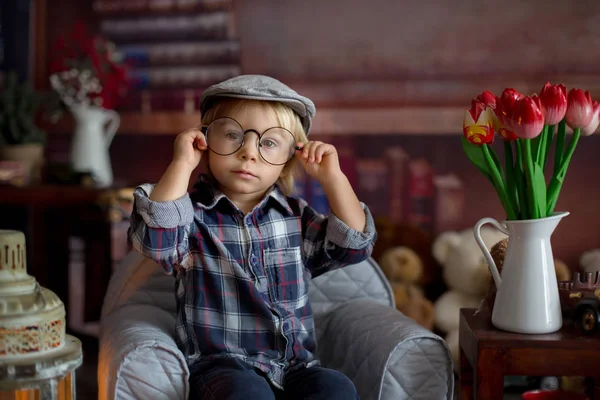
[
  {"xmin": 93, "ymin": 0, "xmax": 231, "ymax": 14},
  {"xmin": 332, "ymin": 137, "xmax": 357, "ymax": 189},
  {"xmin": 384, "ymin": 146, "xmax": 410, "ymax": 224},
  {"xmin": 100, "ymin": 12, "xmax": 232, "ymax": 41},
  {"xmin": 433, "ymin": 174, "xmax": 466, "ymax": 233},
  {"xmin": 355, "ymin": 159, "xmax": 389, "ymax": 218},
  {"xmin": 406, "ymin": 158, "xmax": 435, "ymax": 231},
  {"xmin": 119, "ymin": 41, "xmax": 240, "ymax": 67},
  {"xmin": 129, "ymin": 65, "xmax": 241, "ymax": 89}
]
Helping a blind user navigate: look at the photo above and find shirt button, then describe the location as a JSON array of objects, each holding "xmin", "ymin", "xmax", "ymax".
[
  {"xmin": 250, "ymin": 254, "xmax": 258, "ymax": 265},
  {"xmin": 283, "ymin": 322, "xmax": 290, "ymax": 331},
  {"xmin": 245, "ymin": 217, "xmax": 252, "ymax": 226}
]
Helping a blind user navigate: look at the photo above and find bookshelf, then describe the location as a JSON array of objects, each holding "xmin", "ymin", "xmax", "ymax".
[
  {"xmin": 92, "ymin": 0, "xmax": 232, "ymax": 16},
  {"xmin": 31, "ymin": 0, "xmax": 600, "ymax": 137}
]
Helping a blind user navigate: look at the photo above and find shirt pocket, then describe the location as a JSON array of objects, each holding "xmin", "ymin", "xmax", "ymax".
[{"xmin": 263, "ymin": 247, "xmax": 307, "ymax": 309}]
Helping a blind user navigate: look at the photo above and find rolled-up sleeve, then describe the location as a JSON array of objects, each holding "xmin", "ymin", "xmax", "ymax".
[
  {"xmin": 128, "ymin": 184, "xmax": 195, "ymax": 274},
  {"xmin": 301, "ymin": 200, "xmax": 377, "ymax": 278}
]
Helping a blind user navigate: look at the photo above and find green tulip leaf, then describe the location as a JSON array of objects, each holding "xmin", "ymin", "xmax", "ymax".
[
  {"xmin": 462, "ymin": 137, "xmax": 492, "ymax": 179},
  {"xmin": 533, "ymin": 163, "xmax": 547, "ymax": 218}
]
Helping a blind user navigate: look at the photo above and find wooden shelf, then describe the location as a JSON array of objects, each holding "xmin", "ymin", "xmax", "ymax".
[
  {"xmin": 43, "ymin": 106, "xmax": 464, "ymax": 136},
  {"xmin": 92, "ymin": 0, "xmax": 231, "ymax": 17}
]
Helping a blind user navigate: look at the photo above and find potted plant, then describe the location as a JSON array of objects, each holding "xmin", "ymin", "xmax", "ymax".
[
  {"xmin": 463, "ymin": 82, "xmax": 600, "ymax": 334},
  {"xmin": 47, "ymin": 22, "xmax": 129, "ymax": 187},
  {"xmin": 0, "ymin": 71, "xmax": 47, "ymax": 184}
]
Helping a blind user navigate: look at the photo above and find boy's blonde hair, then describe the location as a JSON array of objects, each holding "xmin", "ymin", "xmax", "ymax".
[{"xmin": 200, "ymin": 98, "xmax": 308, "ymax": 196}]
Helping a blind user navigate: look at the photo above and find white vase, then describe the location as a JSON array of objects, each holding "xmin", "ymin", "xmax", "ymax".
[
  {"xmin": 70, "ymin": 104, "xmax": 120, "ymax": 187},
  {"xmin": 474, "ymin": 212, "xmax": 569, "ymax": 334}
]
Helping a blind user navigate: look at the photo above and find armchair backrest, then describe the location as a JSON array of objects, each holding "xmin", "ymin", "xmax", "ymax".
[{"xmin": 308, "ymin": 258, "xmax": 394, "ymax": 317}]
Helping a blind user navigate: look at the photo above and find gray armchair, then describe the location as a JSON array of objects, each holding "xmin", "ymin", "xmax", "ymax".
[{"xmin": 98, "ymin": 251, "xmax": 454, "ymax": 399}]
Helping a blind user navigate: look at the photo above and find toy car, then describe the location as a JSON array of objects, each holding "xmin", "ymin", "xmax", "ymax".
[{"xmin": 558, "ymin": 271, "xmax": 600, "ymax": 334}]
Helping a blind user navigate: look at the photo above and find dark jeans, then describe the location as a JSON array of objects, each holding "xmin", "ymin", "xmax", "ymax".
[{"xmin": 188, "ymin": 357, "xmax": 359, "ymax": 400}]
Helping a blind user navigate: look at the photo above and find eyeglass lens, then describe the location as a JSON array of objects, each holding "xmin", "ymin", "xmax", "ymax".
[{"xmin": 205, "ymin": 117, "xmax": 297, "ymax": 165}]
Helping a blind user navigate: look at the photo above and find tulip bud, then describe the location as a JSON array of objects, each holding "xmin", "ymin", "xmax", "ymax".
[
  {"xmin": 539, "ymin": 82, "xmax": 567, "ymax": 125},
  {"xmin": 582, "ymin": 101, "xmax": 600, "ymax": 136},
  {"xmin": 565, "ymin": 89, "xmax": 594, "ymax": 129},
  {"xmin": 463, "ymin": 100, "xmax": 495, "ymax": 145}
]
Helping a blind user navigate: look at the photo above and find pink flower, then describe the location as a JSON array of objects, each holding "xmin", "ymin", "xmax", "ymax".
[
  {"xmin": 539, "ymin": 82, "xmax": 567, "ymax": 125},
  {"xmin": 582, "ymin": 101, "xmax": 600, "ymax": 136},
  {"xmin": 565, "ymin": 89, "xmax": 594, "ymax": 129},
  {"xmin": 508, "ymin": 95, "xmax": 544, "ymax": 139}
]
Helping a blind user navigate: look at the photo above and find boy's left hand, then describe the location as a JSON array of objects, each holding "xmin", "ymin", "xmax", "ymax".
[{"xmin": 295, "ymin": 141, "xmax": 342, "ymax": 182}]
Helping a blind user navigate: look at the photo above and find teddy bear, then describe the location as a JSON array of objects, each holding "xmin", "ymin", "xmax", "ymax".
[
  {"xmin": 379, "ymin": 246, "xmax": 435, "ymax": 330},
  {"xmin": 432, "ymin": 226, "xmax": 508, "ymax": 368},
  {"xmin": 579, "ymin": 248, "xmax": 600, "ymax": 274},
  {"xmin": 373, "ymin": 219, "xmax": 446, "ymax": 302},
  {"xmin": 484, "ymin": 238, "xmax": 571, "ymax": 312}
]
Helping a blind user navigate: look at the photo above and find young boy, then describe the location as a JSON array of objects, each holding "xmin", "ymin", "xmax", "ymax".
[{"xmin": 128, "ymin": 75, "xmax": 377, "ymax": 399}]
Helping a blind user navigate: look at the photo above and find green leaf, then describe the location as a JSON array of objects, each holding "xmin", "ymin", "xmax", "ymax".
[
  {"xmin": 461, "ymin": 136, "xmax": 494, "ymax": 183},
  {"xmin": 462, "ymin": 137, "xmax": 490, "ymax": 174},
  {"xmin": 504, "ymin": 140, "xmax": 519, "ymax": 214},
  {"xmin": 489, "ymin": 144, "xmax": 503, "ymax": 172},
  {"xmin": 531, "ymin": 132, "xmax": 543, "ymax": 163},
  {"xmin": 533, "ymin": 163, "xmax": 547, "ymax": 218}
]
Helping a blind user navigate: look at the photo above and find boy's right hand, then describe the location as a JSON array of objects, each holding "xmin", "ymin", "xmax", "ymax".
[{"xmin": 173, "ymin": 128, "xmax": 208, "ymax": 171}]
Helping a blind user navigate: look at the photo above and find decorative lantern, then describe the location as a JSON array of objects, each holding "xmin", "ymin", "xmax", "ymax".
[{"xmin": 0, "ymin": 230, "xmax": 82, "ymax": 399}]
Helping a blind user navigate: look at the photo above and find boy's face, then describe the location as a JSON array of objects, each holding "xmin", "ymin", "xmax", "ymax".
[{"xmin": 207, "ymin": 102, "xmax": 287, "ymax": 205}]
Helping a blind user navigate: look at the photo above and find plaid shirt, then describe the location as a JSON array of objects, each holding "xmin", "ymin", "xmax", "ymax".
[{"xmin": 128, "ymin": 176, "xmax": 376, "ymax": 389}]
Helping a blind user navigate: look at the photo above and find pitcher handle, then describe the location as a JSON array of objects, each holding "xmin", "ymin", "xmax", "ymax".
[
  {"xmin": 473, "ymin": 217, "xmax": 509, "ymax": 289},
  {"xmin": 104, "ymin": 109, "xmax": 120, "ymax": 148}
]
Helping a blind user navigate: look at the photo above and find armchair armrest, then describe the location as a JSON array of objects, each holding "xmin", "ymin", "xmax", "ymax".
[
  {"xmin": 98, "ymin": 305, "xmax": 189, "ymax": 400},
  {"xmin": 316, "ymin": 298, "xmax": 454, "ymax": 400}
]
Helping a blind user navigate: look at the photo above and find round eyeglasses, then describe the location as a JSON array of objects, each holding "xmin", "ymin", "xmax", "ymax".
[{"xmin": 201, "ymin": 117, "xmax": 300, "ymax": 166}]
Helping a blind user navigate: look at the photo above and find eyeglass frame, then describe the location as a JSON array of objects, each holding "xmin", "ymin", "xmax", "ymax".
[{"xmin": 200, "ymin": 117, "xmax": 302, "ymax": 166}]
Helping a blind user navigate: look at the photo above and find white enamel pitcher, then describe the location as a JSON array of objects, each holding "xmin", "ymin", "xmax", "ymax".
[
  {"xmin": 473, "ymin": 212, "xmax": 569, "ymax": 334},
  {"xmin": 70, "ymin": 104, "xmax": 120, "ymax": 187}
]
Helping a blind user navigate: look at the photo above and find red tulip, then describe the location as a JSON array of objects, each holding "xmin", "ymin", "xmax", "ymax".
[
  {"xmin": 582, "ymin": 101, "xmax": 600, "ymax": 136},
  {"xmin": 539, "ymin": 82, "xmax": 567, "ymax": 125},
  {"xmin": 476, "ymin": 91, "xmax": 496, "ymax": 108},
  {"xmin": 463, "ymin": 100, "xmax": 495, "ymax": 145},
  {"xmin": 508, "ymin": 95, "xmax": 544, "ymax": 139},
  {"xmin": 565, "ymin": 89, "xmax": 594, "ymax": 129},
  {"xmin": 498, "ymin": 127, "xmax": 518, "ymax": 141},
  {"xmin": 489, "ymin": 99, "xmax": 517, "ymax": 141},
  {"xmin": 495, "ymin": 89, "xmax": 524, "ymax": 131}
]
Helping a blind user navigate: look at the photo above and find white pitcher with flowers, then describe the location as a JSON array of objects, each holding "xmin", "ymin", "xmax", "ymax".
[
  {"xmin": 462, "ymin": 83, "xmax": 599, "ymax": 334},
  {"xmin": 48, "ymin": 25, "xmax": 128, "ymax": 187},
  {"xmin": 50, "ymin": 69, "xmax": 120, "ymax": 187}
]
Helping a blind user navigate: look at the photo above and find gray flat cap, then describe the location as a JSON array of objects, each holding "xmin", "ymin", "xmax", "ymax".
[{"xmin": 199, "ymin": 75, "xmax": 316, "ymax": 134}]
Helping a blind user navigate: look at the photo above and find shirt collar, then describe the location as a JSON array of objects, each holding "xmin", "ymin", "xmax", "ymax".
[{"xmin": 191, "ymin": 174, "xmax": 294, "ymax": 216}]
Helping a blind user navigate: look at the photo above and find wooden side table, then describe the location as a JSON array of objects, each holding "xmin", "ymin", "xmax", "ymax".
[
  {"xmin": 0, "ymin": 185, "xmax": 132, "ymax": 323},
  {"xmin": 459, "ymin": 308, "xmax": 600, "ymax": 400}
]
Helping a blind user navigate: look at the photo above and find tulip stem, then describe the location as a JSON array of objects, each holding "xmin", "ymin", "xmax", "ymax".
[
  {"xmin": 482, "ymin": 143, "xmax": 517, "ymax": 220},
  {"xmin": 542, "ymin": 124, "xmax": 555, "ymax": 173},
  {"xmin": 533, "ymin": 125, "xmax": 547, "ymax": 166},
  {"xmin": 515, "ymin": 140, "xmax": 528, "ymax": 219},
  {"xmin": 547, "ymin": 128, "xmax": 580, "ymax": 215},
  {"xmin": 553, "ymin": 119, "xmax": 566, "ymax": 175},
  {"xmin": 522, "ymin": 139, "xmax": 538, "ymax": 219},
  {"xmin": 504, "ymin": 140, "xmax": 519, "ymax": 213}
]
